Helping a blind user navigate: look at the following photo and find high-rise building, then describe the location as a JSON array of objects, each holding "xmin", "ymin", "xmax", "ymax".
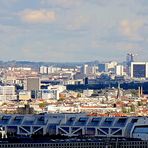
[
  {"xmin": 81, "ymin": 64, "xmax": 89, "ymax": 75},
  {"xmin": 47, "ymin": 66, "xmax": 61, "ymax": 74},
  {"xmin": 81, "ymin": 64, "xmax": 98, "ymax": 75},
  {"xmin": 98, "ymin": 62, "xmax": 117, "ymax": 73},
  {"xmin": 98, "ymin": 63, "xmax": 107, "ymax": 72},
  {"xmin": 39, "ymin": 66, "xmax": 48, "ymax": 74},
  {"xmin": 115, "ymin": 65, "xmax": 124, "ymax": 76},
  {"xmin": 126, "ymin": 53, "xmax": 134, "ymax": 64},
  {"xmin": 47, "ymin": 66, "xmax": 53, "ymax": 74},
  {"xmin": 26, "ymin": 77, "xmax": 40, "ymax": 91},
  {"xmin": 131, "ymin": 62, "xmax": 148, "ymax": 78},
  {"xmin": 0, "ymin": 85, "xmax": 17, "ymax": 102},
  {"xmin": 126, "ymin": 53, "xmax": 134, "ymax": 75},
  {"xmin": 47, "ymin": 85, "xmax": 66, "ymax": 100}
]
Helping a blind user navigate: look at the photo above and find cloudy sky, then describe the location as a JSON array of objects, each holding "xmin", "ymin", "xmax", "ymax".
[{"xmin": 0, "ymin": 0, "xmax": 148, "ymax": 62}]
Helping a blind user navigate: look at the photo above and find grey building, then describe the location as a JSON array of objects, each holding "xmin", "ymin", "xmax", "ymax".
[{"xmin": 26, "ymin": 77, "xmax": 40, "ymax": 91}]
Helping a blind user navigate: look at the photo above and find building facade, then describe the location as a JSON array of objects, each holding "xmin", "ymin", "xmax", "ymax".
[
  {"xmin": 0, "ymin": 85, "xmax": 17, "ymax": 102},
  {"xmin": 131, "ymin": 62, "xmax": 148, "ymax": 78}
]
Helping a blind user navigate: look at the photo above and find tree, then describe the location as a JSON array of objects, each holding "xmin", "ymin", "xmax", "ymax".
[
  {"xmin": 2, "ymin": 103, "xmax": 7, "ymax": 106},
  {"xmin": 122, "ymin": 107, "xmax": 127, "ymax": 113},
  {"xmin": 138, "ymin": 101, "xmax": 142, "ymax": 106},
  {"xmin": 77, "ymin": 93, "xmax": 81, "ymax": 98},
  {"xmin": 130, "ymin": 104, "xmax": 135, "ymax": 112},
  {"xmin": 130, "ymin": 90, "xmax": 138, "ymax": 97},
  {"xmin": 39, "ymin": 102, "xmax": 48, "ymax": 109}
]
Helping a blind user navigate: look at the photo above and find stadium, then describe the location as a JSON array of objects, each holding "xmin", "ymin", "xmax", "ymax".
[{"xmin": 0, "ymin": 113, "xmax": 147, "ymax": 141}]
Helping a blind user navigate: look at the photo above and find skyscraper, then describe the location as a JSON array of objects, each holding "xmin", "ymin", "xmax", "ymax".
[{"xmin": 126, "ymin": 53, "xmax": 134, "ymax": 76}]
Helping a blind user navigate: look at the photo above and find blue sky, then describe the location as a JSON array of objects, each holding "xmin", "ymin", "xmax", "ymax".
[{"xmin": 0, "ymin": 0, "xmax": 148, "ymax": 62}]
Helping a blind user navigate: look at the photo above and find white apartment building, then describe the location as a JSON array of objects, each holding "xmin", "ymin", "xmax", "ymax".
[
  {"xmin": 47, "ymin": 85, "xmax": 66, "ymax": 100},
  {"xmin": 0, "ymin": 85, "xmax": 17, "ymax": 102},
  {"xmin": 105, "ymin": 61, "xmax": 117, "ymax": 72},
  {"xmin": 39, "ymin": 66, "xmax": 48, "ymax": 74},
  {"xmin": 81, "ymin": 64, "xmax": 98, "ymax": 75},
  {"xmin": 115, "ymin": 65, "xmax": 124, "ymax": 76}
]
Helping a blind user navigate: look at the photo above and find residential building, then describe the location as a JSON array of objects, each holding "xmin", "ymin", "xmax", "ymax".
[
  {"xmin": 116, "ymin": 65, "xmax": 124, "ymax": 76},
  {"xmin": 0, "ymin": 85, "xmax": 17, "ymax": 102}
]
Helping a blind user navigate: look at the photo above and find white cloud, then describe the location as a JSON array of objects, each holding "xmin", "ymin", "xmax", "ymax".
[
  {"xmin": 20, "ymin": 9, "xmax": 56, "ymax": 23},
  {"xmin": 65, "ymin": 15, "xmax": 90, "ymax": 31},
  {"xmin": 40, "ymin": 0, "xmax": 83, "ymax": 8},
  {"xmin": 119, "ymin": 19, "xmax": 143, "ymax": 40},
  {"xmin": 41, "ymin": 0, "xmax": 82, "ymax": 6}
]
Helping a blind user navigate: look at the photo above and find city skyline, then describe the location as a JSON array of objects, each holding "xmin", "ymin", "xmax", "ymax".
[{"xmin": 0, "ymin": 0, "xmax": 148, "ymax": 62}]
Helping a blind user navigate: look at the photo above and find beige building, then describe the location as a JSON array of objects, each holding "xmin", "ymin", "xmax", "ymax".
[
  {"xmin": 0, "ymin": 85, "xmax": 17, "ymax": 102},
  {"xmin": 19, "ymin": 91, "xmax": 31, "ymax": 101}
]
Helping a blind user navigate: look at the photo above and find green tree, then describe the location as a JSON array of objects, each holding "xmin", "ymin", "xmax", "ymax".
[
  {"xmin": 77, "ymin": 93, "xmax": 81, "ymax": 98},
  {"xmin": 138, "ymin": 101, "xmax": 142, "ymax": 106},
  {"xmin": 122, "ymin": 107, "xmax": 127, "ymax": 113},
  {"xmin": 130, "ymin": 104, "xmax": 135, "ymax": 112},
  {"xmin": 39, "ymin": 102, "xmax": 48, "ymax": 109},
  {"xmin": 130, "ymin": 90, "xmax": 138, "ymax": 97}
]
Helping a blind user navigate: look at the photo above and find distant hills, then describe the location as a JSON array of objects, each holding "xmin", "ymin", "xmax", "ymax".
[{"xmin": 0, "ymin": 60, "xmax": 101, "ymax": 68}]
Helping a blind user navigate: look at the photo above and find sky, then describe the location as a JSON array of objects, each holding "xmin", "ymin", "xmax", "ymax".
[{"xmin": 0, "ymin": 0, "xmax": 148, "ymax": 62}]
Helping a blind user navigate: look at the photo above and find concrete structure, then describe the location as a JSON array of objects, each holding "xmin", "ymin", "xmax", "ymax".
[
  {"xmin": 39, "ymin": 66, "xmax": 48, "ymax": 74},
  {"xmin": 1, "ymin": 140, "xmax": 148, "ymax": 148},
  {"xmin": 81, "ymin": 65, "xmax": 98, "ymax": 75},
  {"xmin": 98, "ymin": 62, "xmax": 117, "ymax": 73},
  {"xmin": 81, "ymin": 64, "xmax": 89, "ymax": 75},
  {"xmin": 19, "ymin": 91, "xmax": 31, "ymax": 101},
  {"xmin": 0, "ymin": 86, "xmax": 17, "ymax": 102},
  {"xmin": 98, "ymin": 63, "xmax": 106, "ymax": 72},
  {"xmin": 46, "ymin": 105, "xmax": 74, "ymax": 113},
  {"xmin": 107, "ymin": 61, "xmax": 117, "ymax": 70},
  {"xmin": 26, "ymin": 77, "xmax": 40, "ymax": 91},
  {"xmin": 47, "ymin": 66, "xmax": 61, "ymax": 74},
  {"xmin": 0, "ymin": 113, "xmax": 147, "ymax": 141},
  {"xmin": 126, "ymin": 53, "xmax": 134, "ymax": 76},
  {"xmin": 116, "ymin": 65, "xmax": 124, "ymax": 76},
  {"xmin": 83, "ymin": 89, "xmax": 94, "ymax": 97},
  {"xmin": 47, "ymin": 85, "xmax": 66, "ymax": 100},
  {"xmin": 131, "ymin": 62, "xmax": 148, "ymax": 78}
]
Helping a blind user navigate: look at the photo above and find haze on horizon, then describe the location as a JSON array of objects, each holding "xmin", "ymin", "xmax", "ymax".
[{"xmin": 0, "ymin": 0, "xmax": 148, "ymax": 62}]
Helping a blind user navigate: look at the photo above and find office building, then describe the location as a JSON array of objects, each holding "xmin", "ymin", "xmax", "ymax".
[
  {"xmin": 131, "ymin": 62, "xmax": 148, "ymax": 78},
  {"xmin": 126, "ymin": 53, "xmax": 134, "ymax": 76},
  {"xmin": 126, "ymin": 53, "xmax": 134, "ymax": 65},
  {"xmin": 26, "ymin": 77, "xmax": 40, "ymax": 91},
  {"xmin": 98, "ymin": 63, "xmax": 106, "ymax": 72},
  {"xmin": 81, "ymin": 64, "xmax": 89, "ymax": 75}
]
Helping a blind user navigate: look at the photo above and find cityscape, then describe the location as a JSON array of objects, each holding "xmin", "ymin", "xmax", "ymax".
[
  {"xmin": 0, "ymin": 54, "xmax": 148, "ymax": 147},
  {"xmin": 0, "ymin": 0, "xmax": 148, "ymax": 148},
  {"xmin": 0, "ymin": 53, "xmax": 148, "ymax": 117}
]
